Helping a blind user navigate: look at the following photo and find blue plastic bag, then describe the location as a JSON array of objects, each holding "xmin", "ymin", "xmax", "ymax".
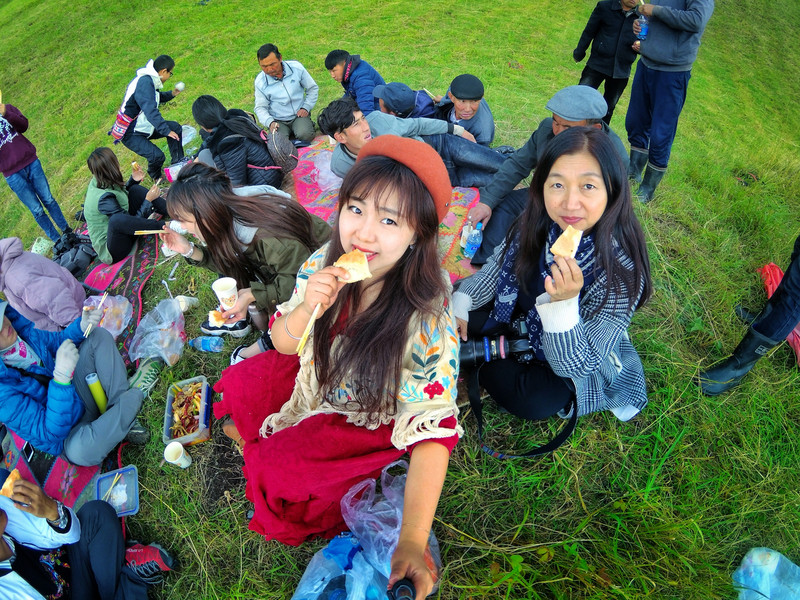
[{"xmin": 733, "ymin": 547, "xmax": 800, "ymax": 599}]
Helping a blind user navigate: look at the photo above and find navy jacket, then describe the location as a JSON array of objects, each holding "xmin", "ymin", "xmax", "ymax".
[{"xmin": 342, "ymin": 56, "xmax": 385, "ymax": 115}]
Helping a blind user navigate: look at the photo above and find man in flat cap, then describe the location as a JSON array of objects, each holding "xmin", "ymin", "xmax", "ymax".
[
  {"xmin": 318, "ymin": 97, "xmax": 506, "ymax": 188},
  {"xmin": 373, "ymin": 82, "xmax": 436, "ymax": 119},
  {"xmin": 468, "ymin": 85, "xmax": 628, "ymax": 265},
  {"xmin": 434, "ymin": 74, "xmax": 496, "ymax": 146}
]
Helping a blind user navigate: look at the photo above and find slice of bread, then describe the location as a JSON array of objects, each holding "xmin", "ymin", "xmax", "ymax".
[
  {"xmin": 550, "ymin": 225, "xmax": 583, "ymax": 259},
  {"xmin": 334, "ymin": 250, "xmax": 372, "ymax": 283},
  {"xmin": 208, "ymin": 310, "xmax": 226, "ymax": 327},
  {"xmin": 0, "ymin": 469, "xmax": 21, "ymax": 498}
]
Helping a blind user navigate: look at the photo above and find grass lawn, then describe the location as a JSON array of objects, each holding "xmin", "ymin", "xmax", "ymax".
[{"xmin": 2, "ymin": 0, "xmax": 800, "ymax": 598}]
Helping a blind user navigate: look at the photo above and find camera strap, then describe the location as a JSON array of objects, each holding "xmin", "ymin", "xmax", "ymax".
[{"xmin": 467, "ymin": 366, "xmax": 577, "ymax": 459}]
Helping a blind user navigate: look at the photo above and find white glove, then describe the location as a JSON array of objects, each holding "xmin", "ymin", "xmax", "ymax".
[
  {"xmin": 53, "ymin": 340, "xmax": 80, "ymax": 384},
  {"xmin": 80, "ymin": 307, "xmax": 103, "ymax": 334}
]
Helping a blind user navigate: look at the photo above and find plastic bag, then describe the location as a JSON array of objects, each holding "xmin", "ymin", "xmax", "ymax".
[
  {"xmin": 128, "ymin": 299, "xmax": 186, "ymax": 366},
  {"xmin": 84, "ymin": 295, "xmax": 132, "ymax": 339},
  {"xmin": 340, "ymin": 460, "xmax": 442, "ymax": 587},
  {"xmin": 311, "ymin": 151, "xmax": 343, "ymax": 192},
  {"xmin": 291, "ymin": 533, "xmax": 386, "ymax": 600},
  {"xmin": 733, "ymin": 547, "xmax": 800, "ymax": 599}
]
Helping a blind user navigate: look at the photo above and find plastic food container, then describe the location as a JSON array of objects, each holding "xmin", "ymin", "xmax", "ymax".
[
  {"xmin": 162, "ymin": 375, "xmax": 212, "ymax": 446},
  {"xmin": 96, "ymin": 465, "xmax": 139, "ymax": 517}
]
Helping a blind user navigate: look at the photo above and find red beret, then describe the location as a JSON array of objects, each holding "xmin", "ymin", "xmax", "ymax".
[{"xmin": 357, "ymin": 135, "xmax": 452, "ymax": 223}]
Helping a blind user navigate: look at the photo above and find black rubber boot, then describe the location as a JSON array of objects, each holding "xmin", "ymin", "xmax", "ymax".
[
  {"xmin": 628, "ymin": 147, "xmax": 648, "ymax": 184},
  {"xmin": 636, "ymin": 163, "xmax": 667, "ymax": 203},
  {"xmin": 697, "ymin": 327, "xmax": 780, "ymax": 396}
]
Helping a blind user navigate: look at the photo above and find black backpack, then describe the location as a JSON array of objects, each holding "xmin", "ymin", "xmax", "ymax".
[{"xmin": 52, "ymin": 232, "xmax": 97, "ymax": 276}]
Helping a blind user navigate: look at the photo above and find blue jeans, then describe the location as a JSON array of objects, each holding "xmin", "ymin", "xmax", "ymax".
[
  {"xmin": 754, "ymin": 234, "xmax": 800, "ymax": 341},
  {"xmin": 5, "ymin": 158, "xmax": 69, "ymax": 241},
  {"xmin": 625, "ymin": 63, "xmax": 691, "ymax": 169},
  {"xmin": 421, "ymin": 134, "xmax": 507, "ymax": 188}
]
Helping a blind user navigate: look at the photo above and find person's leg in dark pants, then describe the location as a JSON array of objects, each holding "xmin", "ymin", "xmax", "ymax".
[
  {"xmin": 148, "ymin": 120, "xmax": 184, "ymax": 166},
  {"xmin": 753, "ymin": 234, "xmax": 800, "ymax": 341},
  {"xmin": 421, "ymin": 134, "xmax": 507, "ymax": 188},
  {"xmin": 646, "ymin": 69, "xmax": 690, "ymax": 170},
  {"xmin": 601, "ymin": 77, "xmax": 630, "ymax": 124},
  {"xmin": 67, "ymin": 501, "xmax": 148, "ymax": 600},
  {"xmin": 471, "ymin": 188, "xmax": 529, "ymax": 265},
  {"xmin": 625, "ymin": 62, "xmax": 653, "ymax": 152},
  {"xmin": 479, "ymin": 358, "xmax": 573, "ymax": 420},
  {"xmin": 105, "ymin": 212, "xmax": 164, "ymax": 263},
  {"xmin": 126, "ymin": 183, "xmax": 168, "ymax": 217},
  {"xmin": 122, "ymin": 130, "xmax": 166, "ymax": 182}
]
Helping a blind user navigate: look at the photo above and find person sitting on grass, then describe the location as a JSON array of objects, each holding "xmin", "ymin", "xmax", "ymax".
[
  {"xmin": 325, "ymin": 49, "xmax": 386, "ymax": 115},
  {"xmin": 213, "ymin": 136, "xmax": 461, "ymax": 597},
  {"xmin": 318, "ymin": 97, "xmax": 506, "ymax": 188},
  {"xmin": 84, "ymin": 147, "xmax": 169, "ymax": 266},
  {"xmin": 0, "ymin": 301, "xmax": 151, "ymax": 467},
  {"xmin": 432, "ymin": 73, "xmax": 496, "ymax": 146},
  {"xmin": 0, "ymin": 473, "xmax": 174, "ymax": 599},
  {"xmin": 454, "ymin": 127, "xmax": 652, "ymax": 423},
  {"xmin": 698, "ymin": 233, "xmax": 800, "ymax": 395},
  {"xmin": 158, "ymin": 162, "xmax": 330, "ymax": 348},
  {"xmin": 192, "ymin": 94, "xmax": 283, "ymax": 189},
  {"xmin": 373, "ymin": 82, "xmax": 436, "ymax": 119}
]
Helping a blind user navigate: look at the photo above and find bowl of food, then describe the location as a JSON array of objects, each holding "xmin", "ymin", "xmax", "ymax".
[{"xmin": 162, "ymin": 376, "xmax": 212, "ymax": 446}]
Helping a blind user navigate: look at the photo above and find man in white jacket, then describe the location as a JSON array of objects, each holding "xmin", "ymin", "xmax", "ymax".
[
  {"xmin": 0, "ymin": 472, "xmax": 174, "ymax": 599},
  {"xmin": 254, "ymin": 44, "xmax": 318, "ymax": 142}
]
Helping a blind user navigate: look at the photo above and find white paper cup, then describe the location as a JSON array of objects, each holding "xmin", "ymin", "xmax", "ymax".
[
  {"xmin": 164, "ymin": 441, "xmax": 192, "ymax": 468},
  {"xmin": 211, "ymin": 277, "xmax": 238, "ymax": 310}
]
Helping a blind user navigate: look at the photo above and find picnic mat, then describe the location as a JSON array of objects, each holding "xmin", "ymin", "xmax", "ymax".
[
  {"xmin": 78, "ymin": 231, "xmax": 160, "ymax": 369},
  {"xmin": 1, "ymin": 428, "xmax": 99, "ymax": 511},
  {"xmin": 294, "ymin": 136, "xmax": 479, "ymax": 283}
]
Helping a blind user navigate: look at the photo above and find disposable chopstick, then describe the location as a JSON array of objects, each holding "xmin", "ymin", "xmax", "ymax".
[
  {"xmin": 295, "ymin": 303, "xmax": 320, "ymax": 354},
  {"xmin": 133, "ymin": 229, "xmax": 166, "ymax": 235},
  {"xmin": 83, "ymin": 292, "xmax": 108, "ymax": 337},
  {"xmin": 102, "ymin": 472, "xmax": 123, "ymax": 502}
]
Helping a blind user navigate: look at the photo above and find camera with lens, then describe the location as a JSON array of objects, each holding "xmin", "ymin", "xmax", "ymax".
[{"xmin": 459, "ymin": 316, "xmax": 534, "ymax": 367}]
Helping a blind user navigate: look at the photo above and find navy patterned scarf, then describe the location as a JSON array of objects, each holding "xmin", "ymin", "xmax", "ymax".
[{"xmin": 488, "ymin": 222, "xmax": 597, "ymax": 360}]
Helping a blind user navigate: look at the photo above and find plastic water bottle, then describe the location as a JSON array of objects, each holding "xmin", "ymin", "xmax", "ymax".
[
  {"xmin": 460, "ymin": 216, "xmax": 474, "ymax": 249},
  {"xmin": 636, "ymin": 14, "xmax": 649, "ymax": 40},
  {"xmin": 464, "ymin": 222, "xmax": 483, "ymax": 259},
  {"xmin": 188, "ymin": 336, "xmax": 224, "ymax": 352}
]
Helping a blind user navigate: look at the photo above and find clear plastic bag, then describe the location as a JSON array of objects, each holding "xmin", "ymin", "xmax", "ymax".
[
  {"xmin": 310, "ymin": 150, "xmax": 343, "ymax": 192},
  {"xmin": 733, "ymin": 547, "xmax": 800, "ymax": 600},
  {"xmin": 340, "ymin": 460, "xmax": 442, "ymax": 588},
  {"xmin": 84, "ymin": 295, "xmax": 132, "ymax": 339},
  {"xmin": 128, "ymin": 299, "xmax": 186, "ymax": 366}
]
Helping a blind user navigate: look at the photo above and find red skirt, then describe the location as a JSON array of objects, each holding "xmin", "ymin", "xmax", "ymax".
[{"xmin": 213, "ymin": 351, "xmax": 404, "ymax": 546}]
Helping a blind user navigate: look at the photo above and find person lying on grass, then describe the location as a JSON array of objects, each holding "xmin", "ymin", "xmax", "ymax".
[
  {"xmin": 0, "ymin": 301, "xmax": 150, "ymax": 466},
  {"xmin": 214, "ymin": 136, "xmax": 461, "ymax": 598},
  {"xmin": 454, "ymin": 126, "xmax": 652, "ymax": 422},
  {"xmin": 84, "ymin": 147, "xmax": 169, "ymax": 265},
  {"xmin": 158, "ymin": 162, "xmax": 330, "ymax": 351}
]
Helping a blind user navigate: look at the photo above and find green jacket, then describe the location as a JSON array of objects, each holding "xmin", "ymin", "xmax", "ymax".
[
  {"xmin": 190, "ymin": 215, "xmax": 331, "ymax": 314},
  {"xmin": 84, "ymin": 177, "xmax": 129, "ymax": 264}
]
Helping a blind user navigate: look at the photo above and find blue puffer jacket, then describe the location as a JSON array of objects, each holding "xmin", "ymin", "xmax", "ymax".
[
  {"xmin": 341, "ymin": 55, "xmax": 385, "ymax": 115},
  {"xmin": 0, "ymin": 306, "xmax": 85, "ymax": 455}
]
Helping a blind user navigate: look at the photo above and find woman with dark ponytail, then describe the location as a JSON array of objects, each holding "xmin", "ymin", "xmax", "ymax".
[{"xmin": 192, "ymin": 94, "xmax": 282, "ymax": 188}]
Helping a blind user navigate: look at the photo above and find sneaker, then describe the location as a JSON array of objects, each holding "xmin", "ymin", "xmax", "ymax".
[
  {"xmin": 230, "ymin": 345, "xmax": 248, "ymax": 366},
  {"xmin": 125, "ymin": 542, "xmax": 175, "ymax": 585},
  {"xmin": 125, "ymin": 418, "xmax": 150, "ymax": 445},
  {"xmin": 200, "ymin": 318, "xmax": 251, "ymax": 338},
  {"xmin": 128, "ymin": 357, "xmax": 164, "ymax": 397}
]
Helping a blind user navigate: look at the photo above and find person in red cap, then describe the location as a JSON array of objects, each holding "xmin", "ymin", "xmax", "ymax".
[{"xmin": 214, "ymin": 135, "xmax": 460, "ymax": 598}]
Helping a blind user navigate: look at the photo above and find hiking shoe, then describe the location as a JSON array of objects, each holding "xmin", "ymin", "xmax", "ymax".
[
  {"xmin": 125, "ymin": 418, "xmax": 150, "ymax": 445},
  {"xmin": 201, "ymin": 318, "xmax": 251, "ymax": 338},
  {"xmin": 125, "ymin": 542, "xmax": 175, "ymax": 585},
  {"xmin": 128, "ymin": 357, "xmax": 164, "ymax": 397},
  {"xmin": 230, "ymin": 345, "xmax": 249, "ymax": 366}
]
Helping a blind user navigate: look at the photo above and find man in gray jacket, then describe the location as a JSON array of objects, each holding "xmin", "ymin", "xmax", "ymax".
[
  {"xmin": 468, "ymin": 85, "xmax": 628, "ymax": 264},
  {"xmin": 254, "ymin": 44, "xmax": 318, "ymax": 142},
  {"xmin": 318, "ymin": 98, "xmax": 506, "ymax": 188},
  {"xmin": 625, "ymin": 0, "xmax": 714, "ymax": 202}
]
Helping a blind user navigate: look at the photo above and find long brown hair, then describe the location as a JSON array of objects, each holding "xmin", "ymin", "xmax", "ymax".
[
  {"xmin": 313, "ymin": 156, "xmax": 449, "ymax": 423},
  {"xmin": 167, "ymin": 162, "xmax": 325, "ymax": 288},
  {"xmin": 87, "ymin": 147, "xmax": 125, "ymax": 189}
]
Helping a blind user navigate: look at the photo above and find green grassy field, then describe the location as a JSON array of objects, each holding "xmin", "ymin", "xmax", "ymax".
[{"xmin": 2, "ymin": 0, "xmax": 800, "ymax": 598}]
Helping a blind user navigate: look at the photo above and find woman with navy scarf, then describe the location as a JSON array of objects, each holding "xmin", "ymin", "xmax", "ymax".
[{"xmin": 453, "ymin": 127, "xmax": 652, "ymax": 422}]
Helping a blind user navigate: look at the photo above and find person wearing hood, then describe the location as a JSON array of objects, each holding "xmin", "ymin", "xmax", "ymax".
[
  {"xmin": 0, "ymin": 237, "xmax": 84, "ymax": 332},
  {"xmin": 192, "ymin": 95, "xmax": 282, "ymax": 188},
  {"xmin": 0, "ymin": 301, "xmax": 151, "ymax": 466},
  {"xmin": 114, "ymin": 55, "xmax": 184, "ymax": 182},
  {"xmin": 0, "ymin": 101, "xmax": 71, "ymax": 242},
  {"xmin": 325, "ymin": 49, "xmax": 385, "ymax": 115}
]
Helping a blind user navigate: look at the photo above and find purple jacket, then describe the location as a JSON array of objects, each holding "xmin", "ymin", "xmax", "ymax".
[
  {"xmin": 0, "ymin": 104, "xmax": 38, "ymax": 177},
  {"xmin": 0, "ymin": 237, "xmax": 85, "ymax": 331}
]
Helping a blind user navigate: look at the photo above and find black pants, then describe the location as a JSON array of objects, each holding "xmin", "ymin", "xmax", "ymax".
[
  {"xmin": 121, "ymin": 121, "xmax": 184, "ymax": 180},
  {"xmin": 106, "ymin": 184, "xmax": 169, "ymax": 263},
  {"xmin": 579, "ymin": 65, "xmax": 630, "ymax": 125},
  {"xmin": 67, "ymin": 501, "xmax": 148, "ymax": 600},
  {"xmin": 467, "ymin": 307, "xmax": 573, "ymax": 420}
]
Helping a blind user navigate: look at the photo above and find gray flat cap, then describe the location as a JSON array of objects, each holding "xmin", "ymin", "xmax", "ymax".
[{"xmin": 545, "ymin": 85, "xmax": 607, "ymax": 121}]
